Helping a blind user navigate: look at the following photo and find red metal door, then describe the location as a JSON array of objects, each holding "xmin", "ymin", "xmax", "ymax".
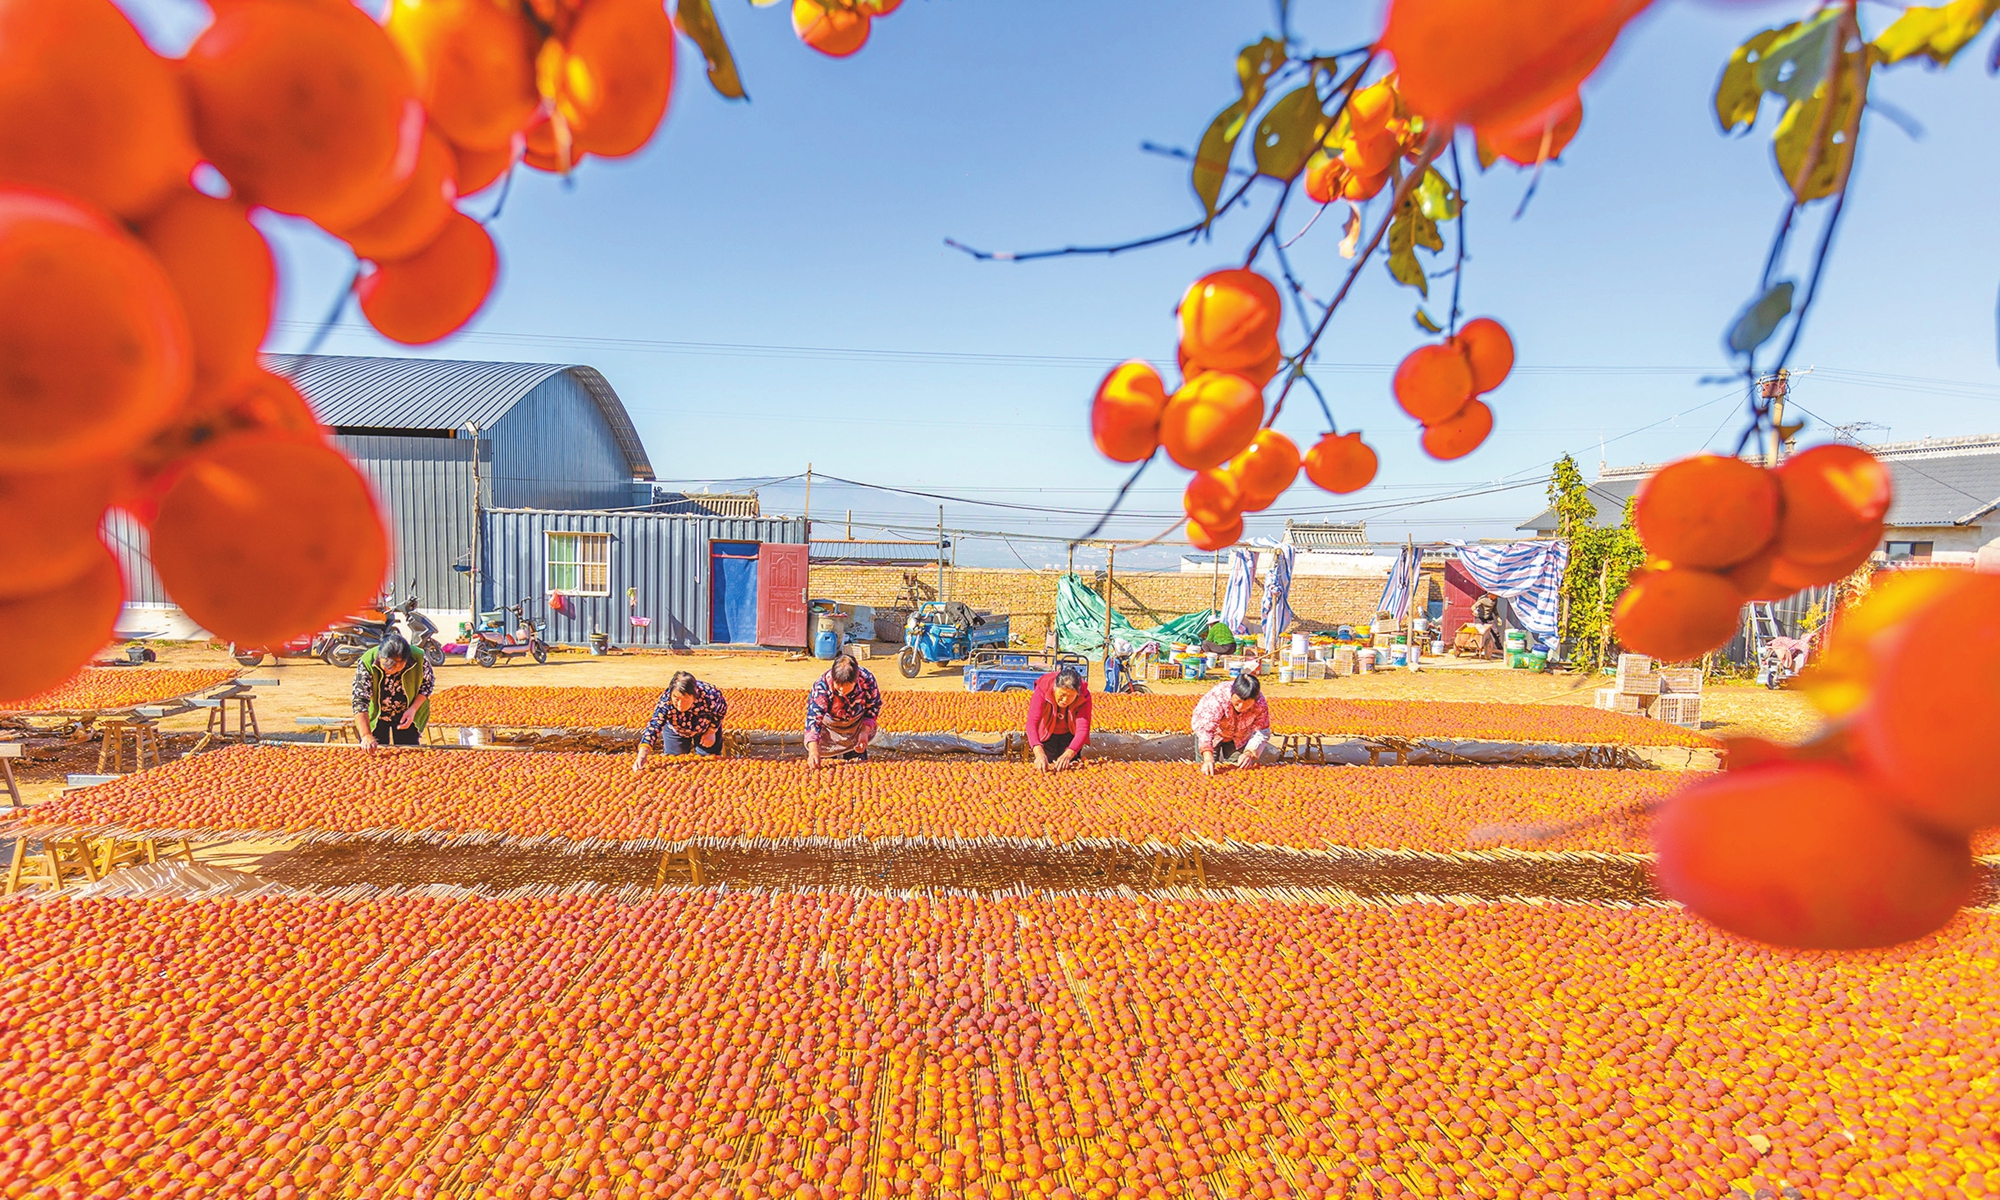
[{"xmin": 756, "ymin": 543, "xmax": 810, "ymax": 647}]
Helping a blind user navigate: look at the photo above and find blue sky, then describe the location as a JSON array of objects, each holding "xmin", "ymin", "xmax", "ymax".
[{"xmin": 128, "ymin": 0, "xmax": 2000, "ymax": 568}]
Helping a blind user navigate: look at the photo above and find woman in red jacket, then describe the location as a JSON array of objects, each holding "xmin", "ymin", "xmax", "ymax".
[{"xmin": 1025, "ymin": 665, "xmax": 1092, "ymax": 772}]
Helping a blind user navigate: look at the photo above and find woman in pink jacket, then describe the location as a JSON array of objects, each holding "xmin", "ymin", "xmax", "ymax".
[
  {"xmin": 1191, "ymin": 671, "xmax": 1271, "ymax": 775},
  {"xmin": 1024, "ymin": 665, "xmax": 1091, "ymax": 772}
]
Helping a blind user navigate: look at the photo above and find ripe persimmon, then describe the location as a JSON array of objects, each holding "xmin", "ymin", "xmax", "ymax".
[
  {"xmin": 540, "ymin": 0, "xmax": 678, "ymax": 158},
  {"xmin": 1610, "ymin": 564, "xmax": 1742, "ymax": 662},
  {"xmin": 454, "ymin": 137, "xmax": 518, "ymax": 196},
  {"xmin": 1343, "ymin": 170, "xmax": 1388, "ymax": 201},
  {"xmin": 138, "ymin": 369, "xmax": 324, "ymax": 490},
  {"xmin": 793, "ymin": 0, "xmax": 871, "ymax": 56},
  {"xmin": 0, "ymin": 189, "xmax": 191, "ymax": 471},
  {"xmin": 1158, "ymin": 371, "xmax": 1263, "ymax": 470},
  {"xmin": 1773, "ymin": 444, "xmax": 1893, "ymax": 564},
  {"xmin": 1346, "ymin": 83, "xmax": 1396, "ymax": 134},
  {"xmin": 0, "ymin": 538, "xmax": 123, "ymax": 703},
  {"xmin": 1380, "ymin": 0, "xmax": 1650, "ymax": 130},
  {"xmin": 1393, "ymin": 343, "xmax": 1473, "ymax": 424},
  {"xmin": 334, "ymin": 127, "xmax": 458, "ymax": 263},
  {"xmin": 0, "ymin": 0, "xmax": 197, "ymax": 220},
  {"xmin": 1340, "ymin": 131, "xmax": 1399, "ymax": 178},
  {"xmin": 1450, "ymin": 317, "xmax": 1515, "ymax": 395},
  {"xmin": 1302, "ymin": 432, "xmax": 1377, "ymax": 494},
  {"xmin": 1801, "ymin": 569, "xmax": 1969, "ymax": 721},
  {"xmin": 385, "ymin": 0, "xmax": 541, "ymax": 153},
  {"xmin": 1480, "ymin": 91, "xmax": 1583, "ymax": 165},
  {"xmin": 1420, "ymin": 399, "xmax": 1493, "ymax": 461},
  {"xmin": 1651, "ymin": 761, "xmax": 1974, "ymax": 950},
  {"xmin": 1090, "ymin": 361, "xmax": 1168, "ymax": 463},
  {"xmin": 1761, "ymin": 534, "xmax": 1878, "ymax": 594},
  {"xmin": 1186, "ymin": 513, "xmax": 1243, "ymax": 553},
  {"xmin": 1182, "ymin": 470, "xmax": 1241, "ymax": 530},
  {"xmin": 149, "ymin": 433, "xmax": 387, "ymax": 648},
  {"xmin": 1303, "ymin": 154, "xmax": 1346, "ymax": 205},
  {"xmin": 355, "ymin": 211, "xmax": 498, "ymax": 345},
  {"xmin": 1178, "ymin": 269, "xmax": 1282, "ymax": 374},
  {"xmin": 182, "ymin": 0, "xmax": 423, "ymax": 229},
  {"xmin": 1632, "ymin": 454, "xmax": 1780, "ymax": 570},
  {"xmin": 0, "ymin": 466, "xmax": 121, "ymax": 600},
  {"xmin": 138, "ymin": 191, "xmax": 275, "ymax": 401},
  {"xmin": 1182, "ymin": 344, "xmax": 1283, "ymax": 389},
  {"xmin": 1228, "ymin": 430, "xmax": 1300, "ymax": 508},
  {"xmin": 1849, "ymin": 573, "xmax": 2000, "ymax": 836},
  {"xmin": 522, "ymin": 115, "xmax": 587, "ymax": 174}
]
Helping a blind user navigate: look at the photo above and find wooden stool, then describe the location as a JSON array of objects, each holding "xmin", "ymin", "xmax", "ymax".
[
  {"xmin": 0, "ymin": 742, "xmax": 22, "ymax": 809},
  {"xmin": 94, "ymin": 835, "xmax": 196, "ymax": 877},
  {"xmin": 1145, "ymin": 849, "xmax": 1207, "ymax": 889},
  {"xmin": 4, "ymin": 835, "xmax": 102, "ymax": 896},
  {"xmin": 198, "ymin": 694, "xmax": 260, "ymax": 743},
  {"xmin": 1275, "ymin": 733, "xmax": 1329, "ymax": 765},
  {"xmin": 295, "ymin": 717, "xmax": 358, "ymax": 744},
  {"xmin": 1362, "ymin": 740, "xmax": 1411, "ymax": 767},
  {"xmin": 654, "ymin": 847, "xmax": 708, "ymax": 888},
  {"xmin": 97, "ymin": 719, "xmax": 162, "ymax": 774}
]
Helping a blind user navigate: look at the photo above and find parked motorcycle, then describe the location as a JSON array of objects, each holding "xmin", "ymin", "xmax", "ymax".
[
  {"xmin": 388, "ymin": 582, "xmax": 445, "ymax": 662},
  {"xmin": 469, "ymin": 598, "xmax": 549, "ymax": 668}
]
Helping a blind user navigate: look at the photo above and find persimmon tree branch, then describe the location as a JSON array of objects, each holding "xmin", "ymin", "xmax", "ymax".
[
  {"xmin": 945, "ymin": 174, "xmax": 1261, "ymax": 262},
  {"xmin": 1265, "ymin": 126, "xmax": 1450, "ymax": 428}
]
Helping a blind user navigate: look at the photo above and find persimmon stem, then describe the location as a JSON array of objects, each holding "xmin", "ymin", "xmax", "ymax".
[
  {"xmin": 304, "ymin": 267, "xmax": 361, "ymax": 356},
  {"xmin": 1447, "ymin": 140, "xmax": 1467, "ymax": 336},
  {"xmin": 1074, "ymin": 454, "xmax": 1156, "ymax": 542},
  {"xmin": 1265, "ymin": 129, "xmax": 1449, "ymax": 429},
  {"xmin": 946, "ymin": 175, "xmax": 1260, "ymax": 263}
]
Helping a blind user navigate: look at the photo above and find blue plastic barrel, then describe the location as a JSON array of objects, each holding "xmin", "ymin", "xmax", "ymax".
[{"xmin": 814, "ymin": 629, "xmax": 840, "ymax": 660}]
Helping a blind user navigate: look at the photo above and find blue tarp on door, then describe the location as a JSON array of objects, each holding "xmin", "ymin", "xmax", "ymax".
[{"xmin": 710, "ymin": 541, "xmax": 760, "ymax": 643}]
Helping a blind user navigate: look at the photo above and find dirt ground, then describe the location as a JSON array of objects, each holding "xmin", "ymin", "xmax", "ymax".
[{"xmin": 0, "ymin": 639, "xmax": 1823, "ymax": 808}]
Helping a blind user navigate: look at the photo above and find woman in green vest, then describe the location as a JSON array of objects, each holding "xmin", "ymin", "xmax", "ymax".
[{"xmin": 351, "ymin": 634, "xmax": 434, "ymax": 751}]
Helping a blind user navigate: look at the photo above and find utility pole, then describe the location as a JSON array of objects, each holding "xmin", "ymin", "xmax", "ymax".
[
  {"xmin": 937, "ymin": 504, "xmax": 945, "ymax": 602},
  {"xmin": 1760, "ymin": 371, "xmax": 1791, "ymax": 466},
  {"xmin": 845, "ymin": 509, "xmax": 852, "ymax": 540},
  {"xmin": 803, "ymin": 463, "xmax": 813, "ymax": 539}
]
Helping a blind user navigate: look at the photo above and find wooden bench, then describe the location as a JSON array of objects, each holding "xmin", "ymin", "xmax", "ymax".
[{"xmin": 295, "ymin": 717, "xmax": 357, "ymax": 744}]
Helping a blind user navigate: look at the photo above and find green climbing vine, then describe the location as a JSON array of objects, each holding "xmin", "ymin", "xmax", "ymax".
[{"xmin": 1551, "ymin": 455, "xmax": 1648, "ymax": 667}]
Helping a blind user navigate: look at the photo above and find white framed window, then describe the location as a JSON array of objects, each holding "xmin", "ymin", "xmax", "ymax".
[
  {"xmin": 1884, "ymin": 541, "xmax": 1933, "ymax": 561},
  {"xmin": 546, "ymin": 532, "xmax": 610, "ymax": 596}
]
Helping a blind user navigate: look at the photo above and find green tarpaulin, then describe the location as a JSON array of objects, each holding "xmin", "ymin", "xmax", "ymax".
[{"xmin": 1053, "ymin": 573, "xmax": 1216, "ymax": 656}]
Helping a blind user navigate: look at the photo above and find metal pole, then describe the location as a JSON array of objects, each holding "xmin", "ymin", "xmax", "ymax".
[
  {"xmin": 803, "ymin": 463, "xmax": 812, "ymax": 539},
  {"xmin": 1066, "ymin": 543, "xmax": 1074, "ymax": 577},
  {"xmin": 1102, "ymin": 545, "xmax": 1116, "ymax": 680},
  {"xmin": 467, "ymin": 422, "xmax": 482, "ymax": 634},
  {"xmin": 937, "ymin": 504, "xmax": 946, "ymax": 602},
  {"xmin": 846, "ymin": 509, "xmax": 852, "ymax": 540}
]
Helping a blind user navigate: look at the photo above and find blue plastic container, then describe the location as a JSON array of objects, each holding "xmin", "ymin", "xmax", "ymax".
[{"xmin": 814, "ymin": 629, "xmax": 840, "ymax": 660}]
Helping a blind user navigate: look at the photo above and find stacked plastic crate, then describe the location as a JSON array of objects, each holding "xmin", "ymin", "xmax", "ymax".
[{"xmin": 1593, "ymin": 655, "xmax": 1703, "ymax": 726}]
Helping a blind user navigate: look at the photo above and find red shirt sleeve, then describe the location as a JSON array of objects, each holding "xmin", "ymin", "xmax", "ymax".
[
  {"xmin": 1071, "ymin": 685, "xmax": 1093, "ymax": 749},
  {"xmin": 1025, "ymin": 673, "xmax": 1050, "ymax": 742}
]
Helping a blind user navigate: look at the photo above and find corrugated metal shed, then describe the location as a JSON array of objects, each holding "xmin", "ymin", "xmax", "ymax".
[
  {"xmin": 262, "ymin": 353, "xmax": 655, "ymax": 481},
  {"xmin": 101, "ymin": 433, "xmax": 485, "ymax": 615},
  {"xmin": 1520, "ymin": 436, "xmax": 2000, "ymax": 533},
  {"xmin": 652, "ymin": 491, "xmax": 762, "ymax": 518},
  {"xmin": 481, "ymin": 509, "xmax": 807, "ymax": 647},
  {"xmin": 1284, "ymin": 520, "xmax": 1370, "ymax": 549}
]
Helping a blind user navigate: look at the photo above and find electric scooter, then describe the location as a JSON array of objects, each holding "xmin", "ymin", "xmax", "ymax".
[{"xmin": 468, "ymin": 598, "xmax": 549, "ymax": 668}]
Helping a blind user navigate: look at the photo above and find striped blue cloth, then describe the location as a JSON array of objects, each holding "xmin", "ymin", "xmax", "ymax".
[
  {"xmin": 1450, "ymin": 540, "xmax": 1571, "ymax": 647},
  {"xmin": 1374, "ymin": 543, "xmax": 1421, "ymax": 626},
  {"xmin": 1261, "ymin": 544, "xmax": 1296, "ymax": 649},
  {"xmin": 1222, "ymin": 548, "xmax": 1255, "ymax": 637}
]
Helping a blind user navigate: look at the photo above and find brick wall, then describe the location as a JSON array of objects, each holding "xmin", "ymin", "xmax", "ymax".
[{"xmin": 808, "ymin": 564, "xmax": 1388, "ymax": 646}]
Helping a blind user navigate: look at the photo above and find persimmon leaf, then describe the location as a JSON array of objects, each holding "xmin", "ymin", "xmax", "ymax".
[
  {"xmin": 1756, "ymin": 9, "xmax": 1842, "ymax": 103},
  {"xmin": 1874, "ymin": 0, "xmax": 2000, "ymax": 66},
  {"xmin": 1772, "ymin": 50, "xmax": 1867, "ymax": 202},
  {"xmin": 1727, "ymin": 281, "xmax": 1795, "ymax": 355},
  {"xmin": 673, "ymin": 0, "xmax": 746, "ymax": 101},
  {"xmin": 1414, "ymin": 308, "xmax": 1443, "ymax": 334},
  {"xmin": 1416, "ymin": 168, "xmax": 1459, "ymax": 221},
  {"xmin": 1236, "ymin": 37, "xmax": 1286, "ymax": 114},
  {"xmin": 1254, "ymin": 86, "xmax": 1331, "ymax": 181},
  {"xmin": 1192, "ymin": 99, "xmax": 1249, "ymax": 219},
  {"xmin": 1715, "ymin": 26, "xmax": 1789, "ymax": 134},
  {"xmin": 1386, "ymin": 203, "xmax": 1435, "ymax": 297}
]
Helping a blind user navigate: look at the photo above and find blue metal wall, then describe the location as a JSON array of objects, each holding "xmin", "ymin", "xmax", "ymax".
[
  {"xmin": 480, "ymin": 510, "xmax": 807, "ymax": 647},
  {"xmin": 487, "ymin": 373, "xmax": 634, "ymax": 510}
]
